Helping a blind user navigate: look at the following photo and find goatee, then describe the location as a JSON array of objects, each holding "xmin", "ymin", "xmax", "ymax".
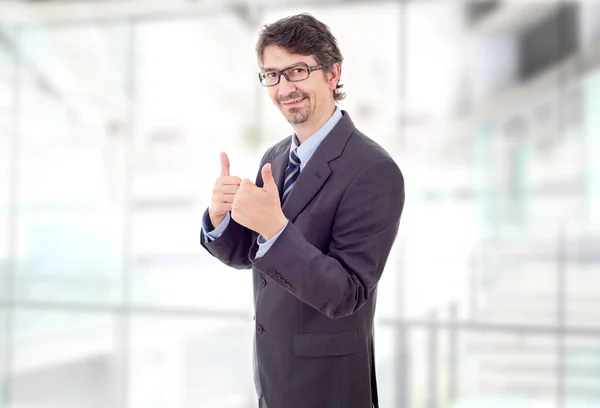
[{"xmin": 279, "ymin": 91, "xmax": 310, "ymax": 124}]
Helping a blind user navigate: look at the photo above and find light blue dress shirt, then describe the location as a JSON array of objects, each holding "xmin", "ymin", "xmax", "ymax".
[{"xmin": 202, "ymin": 107, "xmax": 343, "ymax": 258}]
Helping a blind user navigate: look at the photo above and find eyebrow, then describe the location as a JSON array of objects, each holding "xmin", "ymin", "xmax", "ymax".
[{"xmin": 262, "ymin": 62, "xmax": 306, "ymax": 72}]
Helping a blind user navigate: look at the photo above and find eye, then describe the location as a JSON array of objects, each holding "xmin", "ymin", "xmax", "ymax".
[{"xmin": 266, "ymin": 72, "xmax": 278, "ymax": 78}]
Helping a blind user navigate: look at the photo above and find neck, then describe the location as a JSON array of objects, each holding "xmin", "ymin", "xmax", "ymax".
[{"xmin": 293, "ymin": 104, "xmax": 336, "ymax": 145}]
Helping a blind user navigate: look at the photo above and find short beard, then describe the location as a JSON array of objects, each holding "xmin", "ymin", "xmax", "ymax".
[
  {"xmin": 278, "ymin": 91, "xmax": 310, "ymax": 125},
  {"xmin": 285, "ymin": 107, "xmax": 310, "ymax": 124}
]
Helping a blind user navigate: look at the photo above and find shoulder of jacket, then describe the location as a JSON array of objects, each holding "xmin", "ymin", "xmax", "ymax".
[{"xmin": 345, "ymin": 130, "xmax": 399, "ymax": 172}]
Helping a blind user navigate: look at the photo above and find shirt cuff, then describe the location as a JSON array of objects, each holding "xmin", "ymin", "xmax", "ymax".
[
  {"xmin": 202, "ymin": 209, "xmax": 231, "ymax": 242},
  {"xmin": 255, "ymin": 221, "xmax": 289, "ymax": 258}
]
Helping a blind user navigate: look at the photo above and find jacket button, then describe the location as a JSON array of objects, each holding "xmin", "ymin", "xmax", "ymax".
[
  {"xmin": 277, "ymin": 279, "xmax": 286, "ymax": 285},
  {"xmin": 283, "ymin": 283, "xmax": 292, "ymax": 290},
  {"xmin": 273, "ymin": 273, "xmax": 281, "ymax": 280},
  {"xmin": 267, "ymin": 268, "xmax": 276, "ymax": 276},
  {"xmin": 260, "ymin": 278, "xmax": 267, "ymax": 287},
  {"xmin": 256, "ymin": 325, "xmax": 264, "ymax": 334}
]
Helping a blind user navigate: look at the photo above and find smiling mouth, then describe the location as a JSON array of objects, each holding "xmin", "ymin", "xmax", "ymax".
[{"xmin": 282, "ymin": 97, "xmax": 306, "ymax": 107}]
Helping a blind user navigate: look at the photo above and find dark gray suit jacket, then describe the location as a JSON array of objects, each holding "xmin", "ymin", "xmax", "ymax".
[{"xmin": 200, "ymin": 111, "xmax": 404, "ymax": 408}]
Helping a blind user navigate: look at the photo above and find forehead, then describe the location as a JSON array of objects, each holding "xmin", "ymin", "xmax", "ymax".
[{"xmin": 262, "ymin": 45, "xmax": 317, "ymax": 70}]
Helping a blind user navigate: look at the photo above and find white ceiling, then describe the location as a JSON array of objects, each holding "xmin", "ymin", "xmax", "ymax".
[
  {"xmin": 0, "ymin": 0, "xmax": 360, "ymax": 25},
  {"xmin": 1, "ymin": 0, "xmax": 225, "ymax": 25}
]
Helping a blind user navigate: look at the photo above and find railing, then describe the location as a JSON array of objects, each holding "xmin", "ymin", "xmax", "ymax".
[
  {"xmin": 426, "ymin": 225, "xmax": 600, "ymax": 408},
  {"xmin": 381, "ymin": 312, "xmax": 600, "ymax": 408}
]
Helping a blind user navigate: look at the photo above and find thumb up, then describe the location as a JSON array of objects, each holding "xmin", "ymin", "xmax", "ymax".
[
  {"xmin": 208, "ymin": 152, "xmax": 241, "ymax": 228},
  {"xmin": 261, "ymin": 163, "xmax": 278, "ymax": 195}
]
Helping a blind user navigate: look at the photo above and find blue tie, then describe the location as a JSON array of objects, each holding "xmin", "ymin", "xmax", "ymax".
[{"xmin": 281, "ymin": 149, "xmax": 300, "ymax": 205}]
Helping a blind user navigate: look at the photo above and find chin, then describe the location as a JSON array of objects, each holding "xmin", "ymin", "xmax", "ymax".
[
  {"xmin": 286, "ymin": 116, "xmax": 308, "ymax": 125},
  {"xmin": 284, "ymin": 111, "xmax": 309, "ymax": 125},
  {"xmin": 281, "ymin": 105, "xmax": 310, "ymax": 125}
]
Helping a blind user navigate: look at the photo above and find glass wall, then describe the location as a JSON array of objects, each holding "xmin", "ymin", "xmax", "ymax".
[
  {"xmin": 131, "ymin": 16, "xmax": 257, "ymax": 310},
  {"xmin": 0, "ymin": 311, "xmax": 6, "ymax": 408},
  {"xmin": 11, "ymin": 311, "xmax": 118, "ymax": 408},
  {"xmin": 1, "ymin": 1, "xmax": 600, "ymax": 407},
  {"xmin": 397, "ymin": 2, "xmax": 600, "ymax": 408},
  {"xmin": 14, "ymin": 22, "xmax": 130, "ymax": 305},
  {"xmin": 0, "ymin": 26, "xmax": 14, "ymax": 303},
  {"xmin": 128, "ymin": 317, "xmax": 253, "ymax": 408}
]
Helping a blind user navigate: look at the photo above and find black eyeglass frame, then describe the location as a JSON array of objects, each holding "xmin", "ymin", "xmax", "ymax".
[{"xmin": 258, "ymin": 62, "xmax": 326, "ymax": 87}]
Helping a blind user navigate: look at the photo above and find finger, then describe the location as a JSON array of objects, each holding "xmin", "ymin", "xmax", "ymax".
[
  {"xmin": 241, "ymin": 178, "xmax": 255, "ymax": 187},
  {"xmin": 261, "ymin": 163, "xmax": 277, "ymax": 192},
  {"xmin": 219, "ymin": 185, "xmax": 240, "ymax": 195},
  {"xmin": 218, "ymin": 196, "xmax": 234, "ymax": 205},
  {"xmin": 214, "ymin": 195, "xmax": 234, "ymax": 207},
  {"xmin": 219, "ymin": 176, "xmax": 241, "ymax": 186},
  {"xmin": 220, "ymin": 152, "xmax": 230, "ymax": 177}
]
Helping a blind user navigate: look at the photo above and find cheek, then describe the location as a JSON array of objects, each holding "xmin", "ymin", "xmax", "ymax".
[
  {"xmin": 302, "ymin": 83, "xmax": 320, "ymax": 102},
  {"xmin": 319, "ymin": 86, "xmax": 331, "ymax": 101}
]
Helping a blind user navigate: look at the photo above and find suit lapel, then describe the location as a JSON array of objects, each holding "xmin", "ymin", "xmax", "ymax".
[
  {"xmin": 275, "ymin": 110, "xmax": 356, "ymax": 223},
  {"xmin": 282, "ymin": 151, "xmax": 331, "ymax": 222}
]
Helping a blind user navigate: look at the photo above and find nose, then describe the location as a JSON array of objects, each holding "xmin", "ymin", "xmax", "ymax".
[{"xmin": 278, "ymin": 74, "xmax": 296, "ymax": 97}]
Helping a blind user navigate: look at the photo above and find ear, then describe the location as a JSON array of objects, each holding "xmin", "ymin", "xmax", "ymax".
[{"xmin": 327, "ymin": 63, "xmax": 341, "ymax": 91}]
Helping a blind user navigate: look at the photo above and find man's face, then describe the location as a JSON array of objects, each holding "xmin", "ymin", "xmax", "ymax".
[{"xmin": 261, "ymin": 45, "xmax": 333, "ymax": 125}]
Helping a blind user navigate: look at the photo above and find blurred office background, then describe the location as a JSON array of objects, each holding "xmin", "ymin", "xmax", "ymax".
[{"xmin": 1, "ymin": 0, "xmax": 600, "ymax": 407}]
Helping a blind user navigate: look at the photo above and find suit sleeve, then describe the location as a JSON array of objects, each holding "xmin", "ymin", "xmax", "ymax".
[
  {"xmin": 199, "ymin": 151, "xmax": 270, "ymax": 270},
  {"xmin": 251, "ymin": 157, "xmax": 405, "ymax": 318}
]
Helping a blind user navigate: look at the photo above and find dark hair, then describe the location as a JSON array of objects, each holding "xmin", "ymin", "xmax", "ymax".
[{"xmin": 256, "ymin": 13, "xmax": 345, "ymax": 102}]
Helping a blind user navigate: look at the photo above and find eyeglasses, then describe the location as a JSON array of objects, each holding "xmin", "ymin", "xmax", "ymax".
[{"xmin": 258, "ymin": 62, "xmax": 325, "ymax": 87}]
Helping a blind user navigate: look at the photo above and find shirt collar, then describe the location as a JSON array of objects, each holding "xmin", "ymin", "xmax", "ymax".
[{"xmin": 290, "ymin": 106, "xmax": 343, "ymax": 170}]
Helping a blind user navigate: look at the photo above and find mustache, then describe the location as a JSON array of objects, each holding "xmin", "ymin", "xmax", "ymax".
[{"xmin": 278, "ymin": 92, "xmax": 308, "ymax": 104}]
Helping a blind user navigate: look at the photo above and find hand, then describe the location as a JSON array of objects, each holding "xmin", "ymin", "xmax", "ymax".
[
  {"xmin": 209, "ymin": 152, "xmax": 241, "ymax": 228},
  {"xmin": 231, "ymin": 163, "xmax": 288, "ymax": 240}
]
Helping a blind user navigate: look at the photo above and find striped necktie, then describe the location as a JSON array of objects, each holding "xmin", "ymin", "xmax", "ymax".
[{"xmin": 281, "ymin": 148, "xmax": 300, "ymax": 205}]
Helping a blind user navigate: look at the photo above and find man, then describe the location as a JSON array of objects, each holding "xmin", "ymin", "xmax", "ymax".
[{"xmin": 200, "ymin": 13, "xmax": 404, "ymax": 408}]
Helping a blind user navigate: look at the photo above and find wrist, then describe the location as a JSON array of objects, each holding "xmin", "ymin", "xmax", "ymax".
[
  {"xmin": 209, "ymin": 212, "xmax": 225, "ymax": 229},
  {"xmin": 261, "ymin": 215, "xmax": 288, "ymax": 240}
]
